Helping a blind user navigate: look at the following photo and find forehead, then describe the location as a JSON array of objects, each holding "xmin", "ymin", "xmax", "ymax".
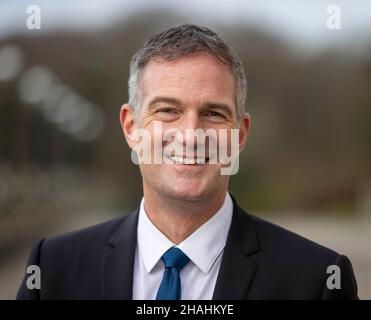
[{"xmin": 140, "ymin": 53, "xmax": 236, "ymax": 105}]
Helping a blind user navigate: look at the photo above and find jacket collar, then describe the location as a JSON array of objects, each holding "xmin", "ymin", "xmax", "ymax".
[
  {"xmin": 212, "ymin": 195, "xmax": 261, "ymax": 299},
  {"xmin": 101, "ymin": 194, "xmax": 261, "ymax": 300},
  {"xmin": 101, "ymin": 208, "xmax": 139, "ymax": 299}
]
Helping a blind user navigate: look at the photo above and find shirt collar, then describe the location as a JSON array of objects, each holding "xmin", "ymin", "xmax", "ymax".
[{"xmin": 137, "ymin": 192, "xmax": 233, "ymax": 274}]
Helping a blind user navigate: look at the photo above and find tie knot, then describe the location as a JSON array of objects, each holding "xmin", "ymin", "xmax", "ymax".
[{"xmin": 161, "ymin": 247, "xmax": 190, "ymax": 269}]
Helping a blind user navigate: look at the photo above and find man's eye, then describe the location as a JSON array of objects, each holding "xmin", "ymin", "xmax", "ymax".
[
  {"xmin": 205, "ymin": 111, "xmax": 224, "ymax": 118},
  {"xmin": 158, "ymin": 108, "xmax": 177, "ymax": 114}
]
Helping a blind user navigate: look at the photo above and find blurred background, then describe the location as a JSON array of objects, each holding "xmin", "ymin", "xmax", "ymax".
[{"xmin": 0, "ymin": 0, "xmax": 370, "ymax": 299}]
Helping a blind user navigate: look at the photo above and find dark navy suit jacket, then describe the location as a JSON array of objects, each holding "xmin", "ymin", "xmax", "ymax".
[{"xmin": 16, "ymin": 195, "xmax": 358, "ymax": 299}]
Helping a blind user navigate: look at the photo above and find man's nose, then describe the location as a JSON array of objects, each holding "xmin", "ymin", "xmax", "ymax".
[
  {"xmin": 179, "ymin": 110, "xmax": 200, "ymax": 131},
  {"xmin": 176, "ymin": 110, "xmax": 202, "ymax": 147}
]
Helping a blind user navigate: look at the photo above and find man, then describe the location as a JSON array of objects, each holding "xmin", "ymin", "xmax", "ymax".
[{"xmin": 17, "ymin": 24, "xmax": 358, "ymax": 300}]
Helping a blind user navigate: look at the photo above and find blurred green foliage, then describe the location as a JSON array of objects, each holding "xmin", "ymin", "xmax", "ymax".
[{"xmin": 1, "ymin": 10, "xmax": 370, "ymax": 218}]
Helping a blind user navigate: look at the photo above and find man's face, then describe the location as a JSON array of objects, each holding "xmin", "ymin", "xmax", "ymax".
[{"xmin": 122, "ymin": 53, "xmax": 250, "ymax": 202}]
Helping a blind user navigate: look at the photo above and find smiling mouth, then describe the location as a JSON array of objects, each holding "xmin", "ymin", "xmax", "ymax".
[{"xmin": 167, "ymin": 155, "xmax": 210, "ymax": 165}]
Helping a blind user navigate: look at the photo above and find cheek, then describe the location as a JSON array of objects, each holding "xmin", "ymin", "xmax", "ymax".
[{"xmin": 146, "ymin": 123, "xmax": 167, "ymax": 154}]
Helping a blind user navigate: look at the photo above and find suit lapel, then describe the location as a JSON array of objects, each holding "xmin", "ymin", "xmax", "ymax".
[
  {"xmin": 100, "ymin": 195, "xmax": 259, "ymax": 300},
  {"xmin": 101, "ymin": 209, "xmax": 139, "ymax": 299},
  {"xmin": 212, "ymin": 196, "xmax": 260, "ymax": 300}
]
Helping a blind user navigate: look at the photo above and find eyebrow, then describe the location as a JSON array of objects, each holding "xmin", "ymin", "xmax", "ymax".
[
  {"xmin": 148, "ymin": 96, "xmax": 182, "ymax": 109},
  {"xmin": 147, "ymin": 96, "xmax": 234, "ymax": 118}
]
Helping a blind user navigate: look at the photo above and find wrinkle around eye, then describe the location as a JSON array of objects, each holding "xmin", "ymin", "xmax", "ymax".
[{"xmin": 157, "ymin": 107, "xmax": 179, "ymax": 114}]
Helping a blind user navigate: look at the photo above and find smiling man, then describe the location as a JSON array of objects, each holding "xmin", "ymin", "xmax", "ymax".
[{"xmin": 17, "ymin": 24, "xmax": 358, "ymax": 300}]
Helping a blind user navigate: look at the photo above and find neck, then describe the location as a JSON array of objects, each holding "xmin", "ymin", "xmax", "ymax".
[{"xmin": 143, "ymin": 187, "xmax": 227, "ymax": 244}]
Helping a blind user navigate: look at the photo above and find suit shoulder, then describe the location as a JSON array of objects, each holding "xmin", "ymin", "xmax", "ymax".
[
  {"xmin": 41, "ymin": 212, "xmax": 135, "ymax": 253},
  {"xmin": 235, "ymin": 210, "xmax": 358, "ymax": 299},
  {"xmin": 249, "ymin": 213, "xmax": 340, "ymax": 261}
]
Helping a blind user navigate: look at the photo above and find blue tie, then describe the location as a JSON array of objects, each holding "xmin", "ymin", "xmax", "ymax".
[{"xmin": 156, "ymin": 247, "xmax": 190, "ymax": 300}]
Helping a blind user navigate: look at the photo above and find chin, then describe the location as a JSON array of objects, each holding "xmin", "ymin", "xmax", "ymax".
[
  {"xmin": 168, "ymin": 184, "xmax": 208, "ymax": 202},
  {"xmin": 166, "ymin": 173, "xmax": 224, "ymax": 202}
]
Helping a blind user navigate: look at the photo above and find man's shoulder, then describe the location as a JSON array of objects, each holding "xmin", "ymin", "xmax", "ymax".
[
  {"xmin": 234, "ymin": 208, "xmax": 358, "ymax": 299},
  {"xmin": 257, "ymin": 214, "xmax": 336, "ymax": 252},
  {"xmin": 239, "ymin": 209, "xmax": 340, "ymax": 263},
  {"xmin": 41, "ymin": 210, "xmax": 137, "ymax": 254}
]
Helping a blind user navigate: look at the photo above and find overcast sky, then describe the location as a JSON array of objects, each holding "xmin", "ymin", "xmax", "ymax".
[{"xmin": 1, "ymin": 0, "xmax": 371, "ymax": 53}]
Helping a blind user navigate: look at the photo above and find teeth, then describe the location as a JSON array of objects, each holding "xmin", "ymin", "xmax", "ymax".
[
  {"xmin": 170, "ymin": 156, "xmax": 206, "ymax": 165},
  {"xmin": 185, "ymin": 158, "xmax": 195, "ymax": 164},
  {"xmin": 170, "ymin": 156, "xmax": 183, "ymax": 164}
]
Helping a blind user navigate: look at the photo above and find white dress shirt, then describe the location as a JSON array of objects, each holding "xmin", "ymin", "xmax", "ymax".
[{"xmin": 132, "ymin": 192, "xmax": 233, "ymax": 300}]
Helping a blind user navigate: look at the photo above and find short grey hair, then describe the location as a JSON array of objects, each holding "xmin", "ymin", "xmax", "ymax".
[{"xmin": 128, "ymin": 24, "xmax": 247, "ymax": 122}]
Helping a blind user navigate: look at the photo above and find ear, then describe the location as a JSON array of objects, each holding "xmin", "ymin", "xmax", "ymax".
[
  {"xmin": 238, "ymin": 112, "xmax": 251, "ymax": 153},
  {"xmin": 119, "ymin": 104, "xmax": 138, "ymax": 150}
]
